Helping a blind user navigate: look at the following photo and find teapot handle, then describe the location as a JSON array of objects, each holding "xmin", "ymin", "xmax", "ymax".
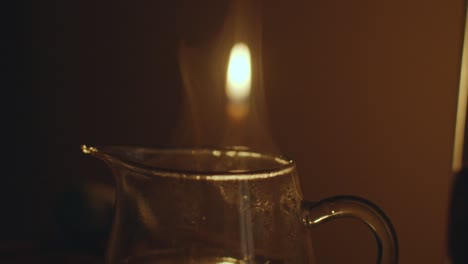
[{"xmin": 302, "ymin": 196, "xmax": 398, "ymax": 264}]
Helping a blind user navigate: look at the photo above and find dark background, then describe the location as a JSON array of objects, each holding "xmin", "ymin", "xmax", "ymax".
[{"xmin": 10, "ymin": 0, "xmax": 467, "ymax": 263}]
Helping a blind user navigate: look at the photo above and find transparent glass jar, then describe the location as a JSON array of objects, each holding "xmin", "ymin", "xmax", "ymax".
[{"xmin": 82, "ymin": 145, "xmax": 398, "ymax": 264}]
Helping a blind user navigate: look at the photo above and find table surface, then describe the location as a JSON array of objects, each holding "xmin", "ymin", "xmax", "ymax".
[{"xmin": 0, "ymin": 241, "xmax": 104, "ymax": 264}]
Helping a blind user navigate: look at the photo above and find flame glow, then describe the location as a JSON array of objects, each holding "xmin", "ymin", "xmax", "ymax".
[{"xmin": 226, "ymin": 43, "xmax": 251, "ymax": 102}]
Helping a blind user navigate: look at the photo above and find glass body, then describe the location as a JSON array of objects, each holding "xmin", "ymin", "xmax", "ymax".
[{"xmin": 82, "ymin": 145, "xmax": 398, "ymax": 264}]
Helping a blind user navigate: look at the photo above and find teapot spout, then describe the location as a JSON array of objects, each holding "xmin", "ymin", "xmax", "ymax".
[
  {"xmin": 81, "ymin": 145, "xmax": 99, "ymax": 155},
  {"xmin": 80, "ymin": 144, "xmax": 137, "ymax": 169},
  {"xmin": 81, "ymin": 145, "xmax": 111, "ymax": 163}
]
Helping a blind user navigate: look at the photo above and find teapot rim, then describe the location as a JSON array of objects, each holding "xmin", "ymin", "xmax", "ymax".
[{"xmin": 81, "ymin": 145, "xmax": 296, "ymax": 181}]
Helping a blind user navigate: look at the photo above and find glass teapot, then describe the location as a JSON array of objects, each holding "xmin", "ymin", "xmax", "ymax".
[{"xmin": 81, "ymin": 145, "xmax": 398, "ymax": 264}]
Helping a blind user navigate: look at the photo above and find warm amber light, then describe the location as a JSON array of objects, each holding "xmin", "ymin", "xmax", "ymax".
[{"xmin": 226, "ymin": 43, "xmax": 251, "ymax": 102}]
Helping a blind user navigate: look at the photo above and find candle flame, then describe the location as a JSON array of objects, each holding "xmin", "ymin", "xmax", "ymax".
[{"xmin": 226, "ymin": 43, "xmax": 251, "ymax": 102}]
